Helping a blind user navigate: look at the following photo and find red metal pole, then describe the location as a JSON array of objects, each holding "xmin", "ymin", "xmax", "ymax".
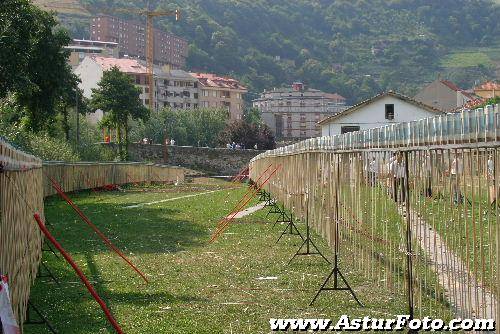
[
  {"xmin": 47, "ymin": 176, "xmax": 148, "ymax": 284},
  {"xmin": 33, "ymin": 213, "xmax": 124, "ymax": 334},
  {"xmin": 211, "ymin": 164, "xmax": 282, "ymax": 242}
]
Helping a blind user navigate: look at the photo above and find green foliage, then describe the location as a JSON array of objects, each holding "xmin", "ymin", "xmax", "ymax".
[
  {"xmin": 72, "ymin": 0, "xmax": 499, "ymax": 102},
  {"xmin": 478, "ymin": 96, "xmax": 500, "ymax": 108},
  {"xmin": 1, "ymin": 0, "xmax": 80, "ymax": 131},
  {"xmin": 243, "ymin": 107, "xmax": 263, "ymax": 125},
  {"xmin": 0, "ymin": 118, "xmax": 79, "ymax": 162},
  {"xmin": 218, "ymin": 120, "xmax": 275, "ymax": 150},
  {"xmin": 1, "ymin": 100, "xmax": 116, "ymax": 161},
  {"xmin": 90, "ymin": 67, "xmax": 149, "ymax": 159},
  {"xmin": 135, "ymin": 107, "xmax": 228, "ymax": 147}
]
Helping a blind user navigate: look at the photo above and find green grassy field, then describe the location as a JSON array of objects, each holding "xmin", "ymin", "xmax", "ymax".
[
  {"xmin": 27, "ymin": 179, "xmax": 414, "ymax": 333},
  {"xmin": 441, "ymin": 43, "xmax": 500, "ymax": 70}
]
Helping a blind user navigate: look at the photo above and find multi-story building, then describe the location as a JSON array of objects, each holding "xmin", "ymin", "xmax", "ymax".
[
  {"xmin": 155, "ymin": 67, "xmax": 199, "ymax": 111},
  {"xmin": 90, "ymin": 15, "xmax": 188, "ymax": 69},
  {"xmin": 65, "ymin": 39, "xmax": 119, "ymax": 68},
  {"xmin": 252, "ymin": 82, "xmax": 347, "ymax": 140},
  {"xmin": 474, "ymin": 81, "xmax": 500, "ymax": 99},
  {"xmin": 190, "ymin": 73, "xmax": 247, "ymax": 120},
  {"xmin": 75, "ymin": 56, "xmax": 150, "ymax": 123},
  {"xmin": 414, "ymin": 79, "xmax": 474, "ymax": 112}
]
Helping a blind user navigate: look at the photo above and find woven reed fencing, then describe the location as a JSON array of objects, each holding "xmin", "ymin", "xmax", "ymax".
[
  {"xmin": 1, "ymin": 138, "xmax": 185, "ymax": 331},
  {"xmin": 250, "ymin": 104, "xmax": 500, "ymax": 329},
  {"xmin": 0, "ymin": 140, "xmax": 45, "ymax": 328},
  {"xmin": 43, "ymin": 161, "xmax": 185, "ymax": 196}
]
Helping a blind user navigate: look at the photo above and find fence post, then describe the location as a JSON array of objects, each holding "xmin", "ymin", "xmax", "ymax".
[{"xmin": 403, "ymin": 151, "xmax": 415, "ymax": 322}]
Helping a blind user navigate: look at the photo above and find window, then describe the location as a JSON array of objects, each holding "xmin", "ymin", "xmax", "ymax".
[
  {"xmin": 385, "ymin": 104, "xmax": 394, "ymax": 120},
  {"xmin": 212, "ymin": 90, "xmax": 217, "ymax": 97},
  {"xmin": 341, "ymin": 126, "xmax": 360, "ymax": 134},
  {"xmin": 194, "ymin": 93, "xmax": 199, "ymax": 99},
  {"xmin": 203, "ymin": 90, "xmax": 209, "ymax": 97}
]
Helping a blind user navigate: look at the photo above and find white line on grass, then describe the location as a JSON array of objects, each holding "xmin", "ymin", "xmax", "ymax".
[
  {"xmin": 123, "ymin": 188, "xmax": 233, "ymax": 209},
  {"xmin": 228, "ymin": 202, "xmax": 266, "ymax": 219}
]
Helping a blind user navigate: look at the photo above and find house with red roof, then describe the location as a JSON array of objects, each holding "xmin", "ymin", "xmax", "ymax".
[
  {"xmin": 190, "ymin": 72, "xmax": 247, "ymax": 120},
  {"xmin": 318, "ymin": 91, "xmax": 444, "ymax": 136},
  {"xmin": 474, "ymin": 81, "xmax": 500, "ymax": 99},
  {"xmin": 414, "ymin": 79, "xmax": 475, "ymax": 112},
  {"xmin": 75, "ymin": 56, "xmax": 150, "ymax": 123}
]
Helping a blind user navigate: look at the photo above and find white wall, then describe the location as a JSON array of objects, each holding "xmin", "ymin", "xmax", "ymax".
[
  {"xmin": 74, "ymin": 57, "xmax": 103, "ymax": 99},
  {"xmin": 321, "ymin": 95, "xmax": 440, "ymax": 136}
]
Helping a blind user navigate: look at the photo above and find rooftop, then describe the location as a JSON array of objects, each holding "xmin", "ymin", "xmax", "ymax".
[
  {"xmin": 318, "ymin": 91, "xmax": 444, "ymax": 125},
  {"xmin": 190, "ymin": 72, "xmax": 246, "ymax": 90},
  {"xmin": 91, "ymin": 56, "xmax": 147, "ymax": 74},
  {"xmin": 476, "ymin": 81, "xmax": 500, "ymax": 91}
]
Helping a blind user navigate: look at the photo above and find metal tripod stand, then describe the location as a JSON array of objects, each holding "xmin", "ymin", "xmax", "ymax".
[
  {"xmin": 309, "ymin": 217, "xmax": 363, "ymax": 306},
  {"xmin": 288, "ymin": 194, "xmax": 330, "ymax": 265}
]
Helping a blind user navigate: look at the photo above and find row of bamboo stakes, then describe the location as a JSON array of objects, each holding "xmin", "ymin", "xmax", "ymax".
[
  {"xmin": 250, "ymin": 106, "xmax": 499, "ymax": 331},
  {"xmin": 0, "ymin": 138, "xmax": 185, "ymax": 331}
]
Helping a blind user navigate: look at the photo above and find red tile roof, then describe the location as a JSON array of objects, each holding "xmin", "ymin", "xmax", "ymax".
[
  {"xmin": 476, "ymin": 81, "xmax": 500, "ymax": 91},
  {"xmin": 440, "ymin": 80, "xmax": 475, "ymax": 99},
  {"xmin": 324, "ymin": 93, "xmax": 346, "ymax": 101},
  {"xmin": 91, "ymin": 56, "xmax": 147, "ymax": 74},
  {"xmin": 440, "ymin": 80, "xmax": 462, "ymax": 92},
  {"xmin": 318, "ymin": 91, "xmax": 444, "ymax": 125},
  {"xmin": 190, "ymin": 72, "xmax": 247, "ymax": 91}
]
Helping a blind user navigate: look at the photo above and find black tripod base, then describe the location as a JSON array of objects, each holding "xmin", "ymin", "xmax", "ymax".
[
  {"xmin": 276, "ymin": 219, "xmax": 304, "ymax": 244},
  {"xmin": 310, "ymin": 265, "xmax": 363, "ymax": 307},
  {"xmin": 288, "ymin": 236, "xmax": 330, "ymax": 265},
  {"xmin": 26, "ymin": 300, "xmax": 58, "ymax": 333}
]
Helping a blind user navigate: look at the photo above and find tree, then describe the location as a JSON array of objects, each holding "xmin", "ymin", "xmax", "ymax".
[
  {"xmin": 90, "ymin": 67, "xmax": 149, "ymax": 160},
  {"xmin": 136, "ymin": 107, "xmax": 228, "ymax": 147},
  {"xmin": 1, "ymin": 0, "xmax": 80, "ymax": 131},
  {"xmin": 243, "ymin": 107, "xmax": 263, "ymax": 125},
  {"xmin": 218, "ymin": 120, "xmax": 275, "ymax": 150},
  {"xmin": 57, "ymin": 71, "xmax": 88, "ymax": 141}
]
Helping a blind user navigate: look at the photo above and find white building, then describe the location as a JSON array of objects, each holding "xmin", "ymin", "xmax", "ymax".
[
  {"xmin": 74, "ymin": 56, "xmax": 200, "ymax": 123},
  {"xmin": 155, "ymin": 67, "xmax": 199, "ymax": 110},
  {"xmin": 253, "ymin": 82, "xmax": 347, "ymax": 141},
  {"xmin": 319, "ymin": 91, "xmax": 444, "ymax": 136},
  {"xmin": 74, "ymin": 56, "xmax": 150, "ymax": 123}
]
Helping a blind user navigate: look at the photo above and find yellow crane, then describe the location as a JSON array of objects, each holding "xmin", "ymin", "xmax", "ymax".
[
  {"xmin": 37, "ymin": 4, "xmax": 181, "ymax": 111},
  {"xmin": 115, "ymin": 8, "xmax": 181, "ymax": 111}
]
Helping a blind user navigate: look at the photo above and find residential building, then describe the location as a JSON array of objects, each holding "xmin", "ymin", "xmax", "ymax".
[
  {"xmin": 155, "ymin": 67, "xmax": 199, "ymax": 110},
  {"xmin": 74, "ymin": 56, "xmax": 150, "ymax": 123},
  {"xmin": 90, "ymin": 15, "xmax": 188, "ymax": 69},
  {"xmin": 191, "ymin": 73, "xmax": 247, "ymax": 120},
  {"xmin": 65, "ymin": 39, "xmax": 119, "ymax": 68},
  {"xmin": 252, "ymin": 82, "xmax": 347, "ymax": 141},
  {"xmin": 414, "ymin": 79, "xmax": 474, "ymax": 112},
  {"xmin": 474, "ymin": 81, "xmax": 500, "ymax": 99},
  {"xmin": 319, "ymin": 91, "xmax": 444, "ymax": 136}
]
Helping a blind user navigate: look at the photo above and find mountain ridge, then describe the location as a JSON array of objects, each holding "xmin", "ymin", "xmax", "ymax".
[{"xmin": 39, "ymin": 0, "xmax": 500, "ymax": 103}]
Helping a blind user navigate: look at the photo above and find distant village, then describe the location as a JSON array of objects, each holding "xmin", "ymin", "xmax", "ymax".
[{"xmin": 73, "ymin": 15, "xmax": 499, "ymax": 145}]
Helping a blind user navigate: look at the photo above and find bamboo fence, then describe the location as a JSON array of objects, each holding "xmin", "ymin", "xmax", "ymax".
[
  {"xmin": 250, "ymin": 105, "xmax": 500, "ymax": 329},
  {"xmin": 0, "ymin": 139, "xmax": 44, "ymax": 328},
  {"xmin": 1, "ymin": 138, "xmax": 185, "ymax": 331}
]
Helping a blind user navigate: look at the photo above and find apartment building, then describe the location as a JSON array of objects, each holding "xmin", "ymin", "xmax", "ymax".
[
  {"xmin": 65, "ymin": 39, "xmax": 119, "ymax": 68},
  {"xmin": 252, "ymin": 82, "xmax": 347, "ymax": 140},
  {"xmin": 75, "ymin": 56, "xmax": 150, "ymax": 123},
  {"xmin": 155, "ymin": 67, "xmax": 199, "ymax": 111},
  {"xmin": 90, "ymin": 15, "xmax": 188, "ymax": 69},
  {"xmin": 190, "ymin": 73, "xmax": 247, "ymax": 120}
]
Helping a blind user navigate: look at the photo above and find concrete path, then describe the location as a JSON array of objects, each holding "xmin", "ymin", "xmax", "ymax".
[
  {"xmin": 400, "ymin": 206, "xmax": 497, "ymax": 319},
  {"xmin": 228, "ymin": 203, "xmax": 266, "ymax": 219}
]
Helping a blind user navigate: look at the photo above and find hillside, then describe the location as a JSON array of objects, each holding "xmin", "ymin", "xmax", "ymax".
[{"xmin": 41, "ymin": 0, "xmax": 500, "ymax": 103}]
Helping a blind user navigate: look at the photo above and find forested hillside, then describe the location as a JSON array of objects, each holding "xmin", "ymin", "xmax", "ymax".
[{"xmin": 51, "ymin": 0, "xmax": 500, "ymax": 103}]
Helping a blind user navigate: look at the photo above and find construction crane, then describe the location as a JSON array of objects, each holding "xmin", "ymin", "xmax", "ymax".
[{"xmin": 115, "ymin": 8, "xmax": 181, "ymax": 111}]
